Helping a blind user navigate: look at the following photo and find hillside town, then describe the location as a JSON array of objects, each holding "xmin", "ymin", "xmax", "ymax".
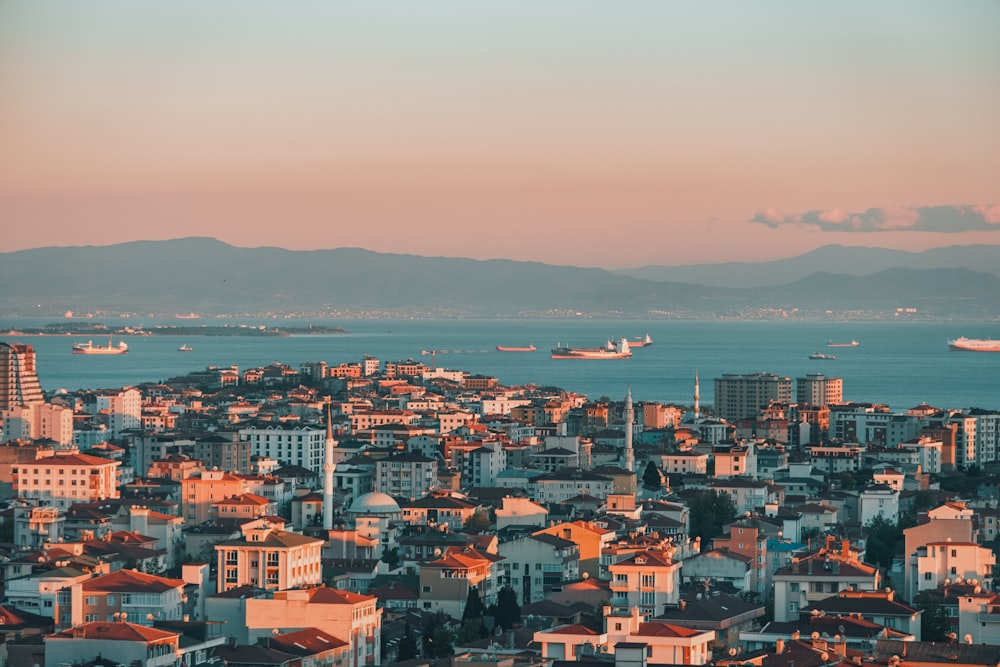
[{"xmin": 2, "ymin": 341, "xmax": 1000, "ymax": 667}]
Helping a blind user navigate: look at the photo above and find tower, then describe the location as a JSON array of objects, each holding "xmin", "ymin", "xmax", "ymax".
[
  {"xmin": 624, "ymin": 388, "xmax": 634, "ymax": 473},
  {"xmin": 694, "ymin": 371, "xmax": 700, "ymax": 419},
  {"xmin": 323, "ymin": 402, "xmax": 336, "ymax": 530},
  {"xmin": 0, "ymin": 342, "xmax": 44, "ymax": 409}
]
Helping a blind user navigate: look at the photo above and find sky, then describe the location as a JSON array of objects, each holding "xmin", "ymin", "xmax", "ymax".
[{"xmin": 1, "ymin": 1, "xmax": 998, "ymax": 269}]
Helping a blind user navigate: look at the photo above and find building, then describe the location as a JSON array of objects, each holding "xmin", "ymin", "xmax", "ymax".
[
  {"xmin": 64, "ymin": 569, "xmax": 186, "ymax": 629},
  {"xmin": 608, "ymin": 549, "xmax": 682, "ymax": 617},
  {"xmin": 86, "ymin": 388, "xmax": 142, "ymax": 439},
  {"xmin": 0, "ymin": 342, "xmax": 44, "ymax": 409},
  {"xmin": 418, "ymin": 546, "xmax": 505, "ymax": 617},
  {"xmin": 773, "ymin": 538, "xmax": 881, "ymax": 622},
  {"xmin": 45, "ymin": 621, "xmax": 181, "ymax": 667},
  {"xmin": 239, "ymin": 424, "xmax": 326, "ymax": 470},
  {"xmin": 910, "ymin": 541, "xmax": 995, "ymax": 600},
  {"xmin": 12, "ymin": 453, "xmax": 120, "ymax": 509},
  {"xmin": 498, "ymin": 533, "xmax": 579, "ymax": 604},
  {"xmin": 796, "ymin": 374, "xmax": 843, "ymax": 407},
  {"xmin": 714, "ymin": 373, "xmax": 792, "ymax": 422},
  {"xmin": 1, "ymin": 402, "xmax": 74, "ymax": 447},
  {"xmin": 214, "ymin": 523, "xmax": 324, "ymax": 593},
  {"xmin": 180, "ymin": 470, "xmax": 249, "ymax": 524},
  {"xmin": 374, "ymin": 451, "xmax": 438, "ymax": 499}
]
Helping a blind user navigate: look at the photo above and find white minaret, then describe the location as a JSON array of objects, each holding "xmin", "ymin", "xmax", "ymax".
[
  {"xmin": 323, "ymin": 402, "xmax": 336, "ymax": 531},
  {"xmin": 624, "ymin": 388, "xmax": 635, "ymax": 473},
  {"xmin": 694, "ymin": 371, "xmax": 700, "ymax": 419}
]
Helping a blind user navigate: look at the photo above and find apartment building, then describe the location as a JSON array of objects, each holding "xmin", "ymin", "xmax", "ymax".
[
  {"xmin": 796, "ymin": 374, "xmax": 843, "ymax": 406},
  {"xmin": 12, "ymin": 453, "xmax": 120, "ymax": 509},
  {"xmin": 214, "ymin": 523, "xmax": 324, "ymax": 593},
  {"xmin": 238, "ymin": 424, "xmax": 326, "ymax": 470},
  {"xmin": 608, "ymin": 549, "xmax": 682, "ymax": 617},
  {"xmin": 180, "ymin": 469, "xmax": 249, "ymax": 524},
  {"xmin": 714, "ymin": 373, "xmax": 792, "ymax": 422}
]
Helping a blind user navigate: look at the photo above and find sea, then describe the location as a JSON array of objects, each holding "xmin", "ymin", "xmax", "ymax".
[{"xmin": 3, "ymin": 318, "xmax": 999, "ymax": 412}]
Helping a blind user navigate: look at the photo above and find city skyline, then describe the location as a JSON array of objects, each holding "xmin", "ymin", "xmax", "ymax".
[{"xmin": 1, "ymin": 1, "xmax": 998, "ymax": 269}]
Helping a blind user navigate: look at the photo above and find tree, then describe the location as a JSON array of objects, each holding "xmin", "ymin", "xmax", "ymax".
[
  {"xmin": 381, "ymin": 547, "xmax": 400, "ymax": 569},
  {"xmin": 689, "ymin": 490, "xmax": 737, "ymax": 546},
  {"xmin": 456, "ymin": 617, "xmax": 486, "ymax": 645},
  {"xmin": 463, "ymin": 587, "xmax": 486, "ymax": 622},
  {"xmin": 915, "ymin": 593, "xmax": 952, "ymax": 642},
  {"xmin": 422, "ymin": 612, "xmax": 453, "ymax": 658},
  {"xmin": 492, "ymin": 585, "xmax": 521, "ymax": 631},
  {"xmin": 463, "ymin": 510, "xmax": 492, "ymax": 534},
  {"xmin": 865, "ymin": 515, "xmax": 903, "ymax": 570},
  {"xmin": 642, "ymin": 461, "xmax": 662, "ymax": 490},
  {"xmin": 397, "ymin": 621, "xmax": 418, "ymax": 661}
]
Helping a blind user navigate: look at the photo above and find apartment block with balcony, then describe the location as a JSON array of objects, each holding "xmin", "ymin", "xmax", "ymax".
[
  {"xmin": 12, "ymin": 453, "xmax": 120, "ymax": 509},
  {"xmin": 214, "ymin": 524, "xmax": 324, "ymax": 593},
  {"xmin": 608, "ymin": 549, "xmax": 682, "ymax": 618}
]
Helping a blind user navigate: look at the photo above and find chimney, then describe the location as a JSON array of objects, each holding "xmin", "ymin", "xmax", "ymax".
[
  {"xmin": 776, "ymin": 638, "xmax": 785, "ymax": 655},
  {"xmin": 842, "ymin": 539, "xmax": 851, "ymax": 556},
  {"xmin": 808, "ymin": 559, "xmax": 813, "ymax": 575}
]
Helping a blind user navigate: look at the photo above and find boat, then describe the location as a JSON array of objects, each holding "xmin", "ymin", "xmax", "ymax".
[
  {"xmin": 948, "ymin": 337, "xmax": 1000, "ymax": 352},
  {"xmin": 496, "ymin": 345, "xmax": 536, "ymax": 352},
  {"xmin": 827, "ymin": 339, "xmax": 859, "ymax": 347},
  {"xmin": 628, "ymin": 334, "xmax": 653, "ymax": 348},
  {"xmin": 72, "ymin": 336, "xmax": 128, "ymax": 355},
  {"xmin": 551, "ymin": 338, "xmax": 632, "ymax": 359},
  {"xmin": 178, "ymin": 345, "xmax": 194, "ymax": 352},
  {"xmin": 808, "ymin": 352, "xmax": 836, "ymax": 360}
]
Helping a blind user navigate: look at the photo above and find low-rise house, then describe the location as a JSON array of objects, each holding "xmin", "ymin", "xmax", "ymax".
[
  {"xmin": 680, "ymin": 549, "xmax": 752, "ymax": 592},
  {"xmin": 802, "ymin": 588, "xmax": 922, "ymax": 640},
  {"xmin": 44, "ymin": 621, "xmax": 180, "ymax": 667},
  {"xmin": 61, "ymin": 568, "xmax": 186, "ymax": 630},
  {"xmin": 657, "ymin": 590, "xmax": 765, "ymax": 651},
  {"xmin": 400, "ymin": 492, "xmax": 481, "ymax": 531},
  {"xmin": 269, "ymin": 627, "xmax": 351, "ymax": 667},
  {"xmin": 534, "ymin": 519, "xmax": 616, "ymax": 578},
  {"xmin": 417, "ymin": 547, "xmax": 504, "ymax": 617}
]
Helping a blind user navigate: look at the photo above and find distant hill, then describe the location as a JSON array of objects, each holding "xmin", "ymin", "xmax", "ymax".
[
  {"xmin": 615, "ymin": 244, "xmax": 1000, "ymax": 287},
  {"xmin": 1, "ymin": 238, "xmax": 998, "ymax": 320}
]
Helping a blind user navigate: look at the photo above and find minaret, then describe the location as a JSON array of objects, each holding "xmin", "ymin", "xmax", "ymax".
[
  {"xmin": 624, "ymin": 388, "xmax": 635, "ymax": 473},
  {"xmin": 323, "ymin": 402, "xmax": 336, "ymax": 531},
  {"xmin": 694, "ymin": 371, "xmax": 701, "ymax": 420}
]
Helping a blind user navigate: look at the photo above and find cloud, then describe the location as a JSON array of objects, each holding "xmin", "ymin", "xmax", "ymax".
[{"xmin": 750, "ymin": 204, "xmax": 1000, "ymax": 232}]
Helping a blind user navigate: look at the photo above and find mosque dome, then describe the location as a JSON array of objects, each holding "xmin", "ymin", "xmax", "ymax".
[{"xmin": 348, "ymin": 491, "xmax": 400, "ymax": 515}]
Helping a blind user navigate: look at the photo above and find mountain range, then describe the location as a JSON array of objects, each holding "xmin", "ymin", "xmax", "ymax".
[{"xmin": 1, "ymin": 238, "xmax": 998, "ymax": 320}]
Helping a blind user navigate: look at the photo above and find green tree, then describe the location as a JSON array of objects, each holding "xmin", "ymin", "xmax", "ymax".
[
  {"xmin": 689, "ymin": 490, "xmax": 738, "ymax": 546},
  {"xmin": 430, "ymin": 624, "xmax": 455, "ymax": 658},
  {"xmin": 462, "ymin": 588, "xmax": 487, "ymax": 631},
  {"xmin": 865, "ymin": 515, "xmax": 903, "ymax": 570},
  {"xmin": 381, "ymin": 547, "xmax": 400, "ymax": 569},
  {"xmin": 422, "ymin": 612, "xmax": 453, "ymax": 658},
  {"xmin": 642, "ymin": 461, "xmax": 662, "ymax": 490},
  {"xmin": 397, "ymin": 621, "xmax": 418, "ymax": 661},
  {"xmin": 463, "ymin": 510, "xmax": 492, "ymax": 534},
  {"xmin": 915, "ymin": 593, "xmax": 952, "ymax": 642},
  {"xmin": 492, "ymin": 585, "xmax": 521, "ymax": 631},
  {"xmin": 456, "ymin": 618, "xmax": 486, "ymax": 645}
]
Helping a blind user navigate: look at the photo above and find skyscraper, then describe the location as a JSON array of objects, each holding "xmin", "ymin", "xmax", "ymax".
[{"xmin": 0, "ymin": 342, "xmax": 44, "ymax": 409}]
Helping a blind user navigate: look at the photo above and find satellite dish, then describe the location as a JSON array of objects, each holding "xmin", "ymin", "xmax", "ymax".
[
  {"xmin": 582, "ymin": 572, "xmax": 589, "ymax": 579},
  {"xmin": 811, "ymin": 631, "xmax": 820, "ymax": 640},
  {"xmin": 729, "ymin": 649, "xmax": 738, "ymax": 657}
]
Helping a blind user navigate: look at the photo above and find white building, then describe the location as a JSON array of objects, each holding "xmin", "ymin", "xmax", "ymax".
[
  {"xmin": 910, "ymin": 540, "xmax": 995, "ymax": 598},
  {"xmin": 239, "ymin": 424, "xmax": 326, "ymax": 470},
  {"xmin": 859, "ymin": 484, "xmax": 900, "ymax": 525}
]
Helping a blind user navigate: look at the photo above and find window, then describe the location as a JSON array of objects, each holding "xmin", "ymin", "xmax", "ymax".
[
  {"xmin": 924, "ymin": 572, "xmax": 933, "ymax": 580},
  {"xmin": 789, "ymin": 583, "xmax": 799, "ymax": 592},
  {"xmin": 951, "ymin": 567, "xmax": 957, "ymax": 575}
]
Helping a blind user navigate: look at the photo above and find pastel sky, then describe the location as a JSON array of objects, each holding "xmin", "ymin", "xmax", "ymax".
[{"xmin": 1, "ymin": 1, "xmax": 998, "ymax": 269}]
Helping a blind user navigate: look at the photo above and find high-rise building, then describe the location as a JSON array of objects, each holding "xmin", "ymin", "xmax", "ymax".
[
  {"xmin": 713, "ymin": 372, "xmax": 792, "ymax": 422},
  {"xmin": 796, "ymin": 373, "xmax": 843, "ymax": 406},
  {"xmin": 0, "ymin": 342, "xmax": 44, "ymax": 409}
]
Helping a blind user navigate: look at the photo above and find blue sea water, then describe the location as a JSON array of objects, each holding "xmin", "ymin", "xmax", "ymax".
[{"xmin": 3, "ymin": 318, "xmax": 999, "ymax": 412}]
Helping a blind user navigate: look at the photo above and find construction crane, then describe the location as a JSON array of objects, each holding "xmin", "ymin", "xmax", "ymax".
[{"xmin": 421, "ymin": 348, "xmax": 488, "ymax": 370}]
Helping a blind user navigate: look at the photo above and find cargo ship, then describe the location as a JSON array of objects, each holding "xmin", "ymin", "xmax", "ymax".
[
  {"xmin": 628, "ymin": 334, "xmax": 653, "ymax": 348},
  {"xmin": 809, "ymin": 352, "xmax": 836, "ymax": 360},
  {"xmin": 72, "ymin": 336, "xmax": 129, "ymax": 355},
  {"xmin": 948, "ymin": 337, "xmax": 1000, "ymax": 352},
  {"xmin": 496, "ymin": 345, "xmax": 536, "ymax": 352},
  {"xmin": 551, "ymin": 338, "xmax": 632, "ymax": 359},
  {"xmin": 827, "ymin": 340, "xmax": 859, "ymax": 347}
]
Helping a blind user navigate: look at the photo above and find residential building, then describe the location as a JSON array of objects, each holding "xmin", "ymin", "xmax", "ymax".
[
  {"xmin": 495, "ymin": 496, "xmax": 547, "ymax": 531},
  {"xmin": 796, "ymin": 374, "xmax": 843, "ymax": 407},
  {"xmin": 498, "ymin": 533, "xmax": 579, "ymax": 604},
  {"xmin": 45, "ymin": 621, "xmax": 181, "ymax": 667},
  {"xmin": 239, "ymin": 424, "xmax": 326, "ymax": 470},
  {"xmin": 180, "ymin": 469, "xmax": 248, "ymax": 524},
  {"xmin": 532, "ymin": 469, "xmax": 614, "ymax": 503},
  {"xmin": 714, "ymin": 373, "xmax": 792, "ymax": 422},
  {"xmin": 0, "ymin": 342, "xmax": 44, "ymax": 409},
  {"xmin": 608, "ymin": 549, "xmax": 682, "ymax": 617},
  {"xmin": 910, "ymin": 541, "xmax": 995, "ymax": 600},
  {"xmin": 214, "ymin": 523, "xmax": 324, "ymax": 593},
  {"xmin": 12, "ymin": 453, "xmax": 120, "ymax": 509},
  {"xmin": 534, "ymin": 520, "xmax": 616, "ymax": 578},
  {"xmin": 64, "ymin": 568, "xmax": 186, "ymax": 629},
  {"xmin": 374, "ymin": 451, "xmax": 438, "ymax": 499},
  {"xmin": 417, "ymin": 546, "xmax": 505, "ymax": 617},
  {"xmin": 86, "ymin": 387, "xmax": 142, "ymax": 439},
  {"xmin": 773, "ymin": 537, "xmax": 881, "ymax": 622},
  {"xmin": 400, "ymin": 491, "xmax": 480, "ymax": 531},
  {"xmin": 859, "ymin": 484, "xmax": 900, "ymax": 525}
]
